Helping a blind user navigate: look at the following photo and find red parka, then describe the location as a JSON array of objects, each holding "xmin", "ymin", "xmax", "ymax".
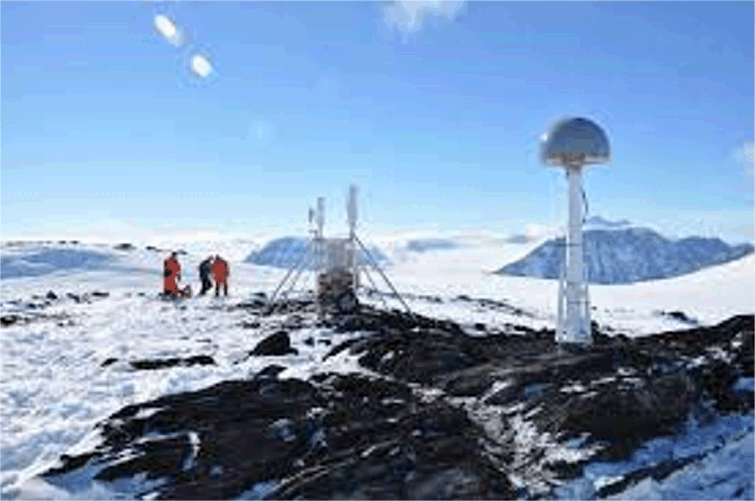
[
  {"xmin": 211, "ymin": 258, "xmax": 228, "ymax": 283},
  {"xmin": 164, "ymin": 256, "xmax": 181, "ymax": 293}
]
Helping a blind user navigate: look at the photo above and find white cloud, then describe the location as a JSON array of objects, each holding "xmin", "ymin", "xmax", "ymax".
[
  {"xmin": 524, "ymin": 223, "xmax": 562, "ymax": 241},
  {"xmin": 743, "ymin": 141, "xmax": 754, "ymax": 176},
  {"xmin": 729, "ymin": 141, "xmax": 754, "ymax": 174},
  {"xmin": 383, "ymin": 0, "xmax": 466, "ymax": 40},
  {"xmin": 1, "ymin": 220, "xmax": 266, "ymax": 248}
]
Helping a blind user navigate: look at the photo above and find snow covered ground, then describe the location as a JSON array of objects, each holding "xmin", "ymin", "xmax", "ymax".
[{"xmin": 0, "ymin": 235, "xmax": 752, "ymax": 499}]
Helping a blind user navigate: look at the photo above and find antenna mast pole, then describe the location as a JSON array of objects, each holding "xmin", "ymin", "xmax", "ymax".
[
  {"xmin": 316, "ymin": 197, "xmax": 326, "ymax": 320},
  {"xmin": 347, "ymin": 184, "xmax": 359, "ymax": 290},
  {"xmin": 316, "ymin": 197, "xmax": 325, "ymax": 274},
  {"xmin": 565, "ymin": 163, "xmax": 590, "ymax": 344}
]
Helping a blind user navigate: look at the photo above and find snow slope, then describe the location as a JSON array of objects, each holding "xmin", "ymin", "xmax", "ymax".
[{"xmin": 1, "ymin": 246, "xmax": 127, "ymax": 280}]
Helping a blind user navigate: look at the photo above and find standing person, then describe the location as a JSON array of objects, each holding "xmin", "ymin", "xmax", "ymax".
[
  {"xmin": 198, "ymin": 256, "xmax": 214, "ymax": 296},
  {"xmin": 211, "ymin": 254, "xmax": 229, "ymax": 297}
]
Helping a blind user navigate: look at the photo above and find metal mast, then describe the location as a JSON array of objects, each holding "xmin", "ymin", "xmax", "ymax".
[{"xmin": 347, "ymin": 184, "xmax": 359, "ymax": 290}]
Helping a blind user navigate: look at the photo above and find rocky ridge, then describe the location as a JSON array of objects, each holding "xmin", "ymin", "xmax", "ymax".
[{"xmin": 40, "ymin": 302, "xmax": 754, "ymax": 499}]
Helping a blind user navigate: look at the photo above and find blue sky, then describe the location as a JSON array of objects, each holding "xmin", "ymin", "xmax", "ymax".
[{"xmin": 2, "ymin": 1, "xmax": 753, "ymax": 243}]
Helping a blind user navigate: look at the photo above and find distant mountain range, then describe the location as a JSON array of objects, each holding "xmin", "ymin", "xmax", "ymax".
[
  {"xmin": 404, "ymin": 238, "xmax": 460, "ymax": 252},
  {"xmin": 497, "ymin": 219, "xmax": 754, "ymax": 284},
  {"xmin": 244, "ymin": 237, "xmax": 388, "ymax": 270}
]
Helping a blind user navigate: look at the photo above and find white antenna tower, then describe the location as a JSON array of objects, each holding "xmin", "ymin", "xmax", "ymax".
[{"xmin": 541, "ymin": 117, "xmax": 611, "ymax": 346}]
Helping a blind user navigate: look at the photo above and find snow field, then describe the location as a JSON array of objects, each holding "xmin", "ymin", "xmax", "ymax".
[{"xmin": 1, "ymin": 237, "xmax": 752, "ymax": 499}]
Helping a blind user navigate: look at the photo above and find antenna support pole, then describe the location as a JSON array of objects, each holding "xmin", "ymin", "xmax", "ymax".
[
  {"xmin": 564, "ymin": 163, "xmax": 591, "ymax": 345},
  {"xmin": 316, "ymin": 197, "xmax": 326, "ymax": 319},
  {"xmin": 347, "ymin": 184, "xmax": 359, "ymax": 290}
]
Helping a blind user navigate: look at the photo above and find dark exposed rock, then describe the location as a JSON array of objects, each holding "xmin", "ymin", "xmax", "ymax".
[
  {"xmin": 325, "ymin": 306, "xmax": 555, "ymax": 385},
  {"xmin": 114, "ymin": 243, "xmax": 135, "ymax": 251},
  {"xmin": 281, "ymin": 314, "xmax": 307, "ymax": 331},
  {"xmin": 91, "ymin": 291, "xmax": 109, "ymax": 298},
  {"xmin": 594, "ymin": 452, "xmax": 705, "ymax": 498},
  {"xmin": 102, "ymin": 358, "xmax": 118, "ymax": 367},
  {"xmin": 325, "ymin": 308, "xmax": 754, "ymax": 495},
  {"xmin": 67, "ymin": 293, "xmax": 81, "ymax": 303},
  {"xmin": 43, "ymin": 373, "xmax": 513, "ymax": 500},
  {"xmin": 3, "ymin": 311, "xmax": 71, "ymax": 328},
  {"xmin": 237, "ymin": 300, "xmax": 266, "ymax": 310},
  {"xmin": 241, "ymin": 321, "xmax": 261, "ymax": 329},
  {"xmin": 130, "ymin": 355, "xmax": 216, "ymax": 371},
  {"xmin": 253, "ymin": 364, "xmax": 287, "ymax": 381},
  {"xmin": 46, "ymin": 291, "xmax": 58, "ymax": 300},
  {"xmin": 251, "ymin": 331, "xmax": 298, "ymax": 356},
  {"xmin": 263, "ymin": 298, "xmax": 317, "ymax": 316},
  {"xmin": 661, "ymin": 310, "xmax": 698, "ymax": 325},
  {"xmin": 1, "ymin": 315, "xmax": 20, "ymax": 327}
]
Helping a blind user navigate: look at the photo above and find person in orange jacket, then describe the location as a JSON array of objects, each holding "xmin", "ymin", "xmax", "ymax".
[
  {"xmin": 211, "ymin": 254, "xmax": 229, "ymax": 297},
  {"xmin": 163, "ymin": 252, "xmax": 191, "ymax": 298}
]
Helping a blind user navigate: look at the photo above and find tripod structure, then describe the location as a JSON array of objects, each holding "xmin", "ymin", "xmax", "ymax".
[{"xmin": 265, "ymin": 185, "xmax": 412, "ymax": 318}]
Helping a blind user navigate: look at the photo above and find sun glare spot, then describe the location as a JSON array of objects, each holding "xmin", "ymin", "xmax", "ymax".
[
  {"xmin": 190, "ymin": 53, "xmax": 213, "ymax": 79},
  {"xmin": 154, "ymin": 14, "xmax": 182, "ymax": 46}
]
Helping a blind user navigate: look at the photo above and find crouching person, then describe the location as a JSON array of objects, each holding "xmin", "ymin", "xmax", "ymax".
[{"xmin": 163, "ymin": 252, "xmax": 192, "ymax": 299}]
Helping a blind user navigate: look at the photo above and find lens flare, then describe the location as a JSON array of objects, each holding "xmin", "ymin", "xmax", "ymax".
[
  {"xmin": 154, "ymin": 14, "xmax": 182, "ymax": 46},
  {"xmin": 190, "ymin": 53, "xmax": 213, "ymax": 79}
]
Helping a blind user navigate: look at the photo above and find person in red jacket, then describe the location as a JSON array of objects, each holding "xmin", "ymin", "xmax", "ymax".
[
  {"xmin": 163, "ymin": 252, "xmax": 191, "ymax": 298},
  {"xmin": 211, "ymin": 254, "xmax": 229, "ymax": 297}
]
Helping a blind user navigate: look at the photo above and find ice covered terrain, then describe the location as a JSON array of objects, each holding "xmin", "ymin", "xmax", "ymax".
[
  {"xmin": 0, "ymin": 234, "xmax": 753, "ymax": 499},
  {"xmin": 498, "ymin": 219, "xmax": 754, "ymax": 285}
]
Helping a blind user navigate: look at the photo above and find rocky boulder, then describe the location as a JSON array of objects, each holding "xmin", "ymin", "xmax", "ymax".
[{"xmin": 250, "ymin": 331, "xmax": 298, "ymax": 357}]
